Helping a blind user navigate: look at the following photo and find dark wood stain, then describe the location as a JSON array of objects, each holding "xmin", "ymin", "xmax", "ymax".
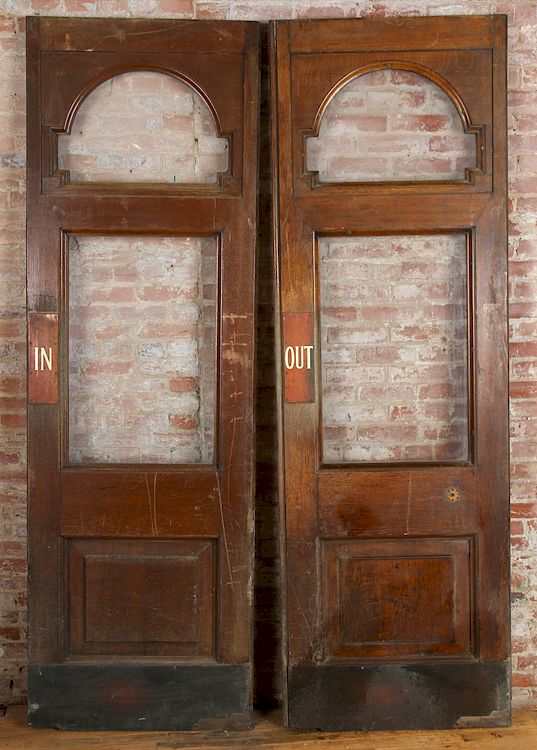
[
  {"xmin": 272, "ymin": 15, "xmax": 509, "ymax": 730},
  {"xmin": 26, "ymin": 17, "xmax": 259, "ymax": 729}
]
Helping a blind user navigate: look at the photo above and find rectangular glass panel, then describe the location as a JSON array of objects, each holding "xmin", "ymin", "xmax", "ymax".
[
  {"xmin": 320, "ymin": 234, "xmax": 469, "ymax": 463},
  {"xmin": 68, "ymin": 235, "xmax": 217, "ymax": 464}
]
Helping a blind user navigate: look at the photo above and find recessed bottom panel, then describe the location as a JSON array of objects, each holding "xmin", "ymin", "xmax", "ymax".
[
  {"xmin": 66, "ymin": 538, "xmax": 216, "ymax": 658},
  {"xmin": 28, "ymin": 664, "xmax": 251, "ymax": 730},
  {"xmin": 322, "ymin": 537, "xmax": 474, "ymax": 660},
  {"xmin": 288, "ymin": 662, "xmax": 510, "ymax": 731}
]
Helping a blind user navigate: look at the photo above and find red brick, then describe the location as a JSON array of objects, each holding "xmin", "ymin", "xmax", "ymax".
[
  {"xmin": 0, "ymin": 320, "xmax": 21, "ymax": 337},
  {"xmin": 511, "ymin": 382, "xmax": 537, "ymax": 399},
  {"xmin": 510, "ymin": 342, "xmax": 537, "ymax": 356},
  {"xmin": 513, "ymin": 674, "xmax": 537, "ymax": 688},
  {"xmin": 0, "ymin": 377, "xmax": 24, "ymax": 393},
  {"xmin": 0, "ymin": 452, "xmax": 20, "ymax": 465},
  {"xmin": 518, "ymin": 657, "xmax": 537, "ymax": 670},
  {"xmin": 509, "ymin": 302, "xmax": 537, "ymax": 318},
  {"xmin": 169, "ymin": 376, "xmax": 198, "ymax": 393},
  {"xmin": 357, "ymin": 425, "xmax": 418, "ymax": 441},
  {"xmin": 87, "ymin": 287, "xmax": 134, "ymax": 303},
  {"xmin": 332, "ymin": 114, "xmax": 388, "ymax": 132},
  {"xmin": 393, "ymin": 114, "xmax": 450, "ymax": 132},
  {"xmin": 324, "ymin": 426, "xmax": 353, "ymax": 440},
  {"xmin": 511, "ymin": 502, "xmax": 537, "ymax": 518},
  {"xmin": 169, "ymin": 415, "xmax": 198, "ymax": 429},
  {"xmin": 403, "ymin": 444, "xmax": 434, "ymax": 461},
  {"xmin": 0, "ymin": 626, "xmax": 20, "ymax": 641},
  {"xmin": 84, "ymin": 362, "xmax": 133, "ymax": 376},
  {"xmin": 141, "ymin": 323, "xmax": 197, "ymax": 338},
  {"xmin": 435, "ymin": 442, "xmax": 467, "ymax": 460},
  {"xmin": 388, "ymin": 405, "xmax": 416, "ymax": 421},
  {"xmin": 157, "ymin": 1, "xmax": 194, "ymax": 16},
  {"xmin": 138, "ymin": 286, "xmax": 177, "ymax": 302},
  {"xmin": 322, "ymin": 306, "xmax": 356, "ymax": 321},
  {"xmin": 510, "ymin": 260, "xmax": 537, "ymax": 278},
  {"xmin": 511, "ymin": 520, "xmax": 525, "ymax": 536},
  {"xmin": 0, "ymin": 414, "xmax": 25, "ymax": 428}
]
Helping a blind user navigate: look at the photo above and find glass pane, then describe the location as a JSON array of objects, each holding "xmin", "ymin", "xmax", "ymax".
[
  {"xmin": 307, "ymin": 70, "xmax": 476, "ymax": 182},
  {"xmin": 58, "ymin": 71, "xmax": 228, "ymax": 183},
  {"xmin": 68, "ymin": 235, "xmax": 217, "ymax": 464},
  {"xmin": 320, "ymin": 234, "xmax": 469, "ymax": 463}
]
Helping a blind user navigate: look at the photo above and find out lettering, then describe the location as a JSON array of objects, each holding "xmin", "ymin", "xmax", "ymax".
[{"xmin": 284, "ymin": 345, "xmax": 313, "ymax": 370}]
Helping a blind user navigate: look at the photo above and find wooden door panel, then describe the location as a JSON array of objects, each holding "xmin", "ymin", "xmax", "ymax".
[
  {"xmin": 322, "ymin": 538, "xmax": 474, "ymax": 660},
  {"xmin": 300, "ymin": 194, "xmax": 488, "ymax": 228},
  {"xmin": 37, "ymin": 17, "xmax": 248, "ymax": 52},
  {"xmin": 318, "ymin": 468, "xmax": 478, "ymax": 537},
  {"xmin": 60, "ymin": 470, "xmax": 221, "ymax": 536},
  {"xmin": 27, "ymin": 17, "xmax": 259, "ymax": 730},
  {"xmin": 273, "ymin": 15, "xmax": 509, "ymax": 730},
  {"xmin": 286, "ymin": 16, "xmax": 497, "ymax": 53},
  {"xmin": 66, "ymin": 539, "xmax": 216, "ymax": 658}
]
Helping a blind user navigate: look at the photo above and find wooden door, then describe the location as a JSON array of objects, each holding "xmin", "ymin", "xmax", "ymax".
[
  {"xmin": 26, "ymin": 17, "xmax": 259, "ymax": 730},
  {"xmin": 272, "ymin": 16, "xmax": 509, "ymax": 730}
]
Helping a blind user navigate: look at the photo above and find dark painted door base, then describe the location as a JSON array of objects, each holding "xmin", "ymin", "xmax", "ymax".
[
  {"xmin": 28, "ymin": 664, "xmax": 251, "ymax": 731},
  {"xmin": 288, "ymin": 662, "xmax": 510, "ymax": 731}
]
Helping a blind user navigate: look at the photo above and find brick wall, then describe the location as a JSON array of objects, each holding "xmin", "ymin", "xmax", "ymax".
[
  {"xmin": 1, "ymin": 0, "xmax": 537, "ymax": 711},
  {"xmin": 69, "ymin": 234, "xmax": 217, "ymax": 464},
  {"xmin": 308, "ymin": 68, "xmax": 476, "ymax": 181},
  {"xmin": 59, "ymin": 70, "xmax": 228, "ymax": 182},
  {"xmin": 320, "ymin": 234, "xmax": 468, "ymax": 464}
]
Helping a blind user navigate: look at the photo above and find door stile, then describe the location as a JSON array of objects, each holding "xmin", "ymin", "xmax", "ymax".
[
  {"xmin": 473, "ymin": 198, "xmax": 510, "ymax": 660},
  {"xmin": 27, "ymin": 16, "xmax": 60, "ymax": 665},
  {"xmin": 271, "ymin": 22, "xmax": 320, "ymax": 676},
  {"xmin": 270, "ymin": 21, "xmax": 290, "ymax": 720}
]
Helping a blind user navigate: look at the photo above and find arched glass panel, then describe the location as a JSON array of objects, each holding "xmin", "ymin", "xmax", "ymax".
[
  {"xmin": 307, "ymin": 69, "xmax": 476, "ymax": 182},
  {"xmin": 58, "ymin": 71, "xmax": 228, "ymax": 183}
]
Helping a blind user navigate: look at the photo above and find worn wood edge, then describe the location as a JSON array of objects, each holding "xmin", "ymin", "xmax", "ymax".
[
  {"xmin": 269, "ymin": 18, "xmax": 290, "ymax": 727},
  {"xmin": 5, "ymin": 705, "xmax": 537, "ymax": 749},
  {"xmin": 35, "ymin": 16, "xmax": 255, "ymax": 53},
  {"xmin": 287, "ymin": 15, "xmax": 501, "ymax": 53}
]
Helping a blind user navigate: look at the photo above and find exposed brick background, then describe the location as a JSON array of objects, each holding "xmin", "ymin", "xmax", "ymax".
[
  {"xmin": 69, "ymin": 234, "xmax": 216, "ymax": 464},
  {"xmin": 59, "ymin": 71, "xmax": 228, "ymax": 182},
  {"xmin": 0, "ymin": 0, "xmax": 536, "ymax": 713},
  {"xmin": 320, "ymin": 234, "xmax": 468, "ymax": 463},
  {"xmin": 308, "ymin": 69, "xmax": 476, "ymax": 181}
]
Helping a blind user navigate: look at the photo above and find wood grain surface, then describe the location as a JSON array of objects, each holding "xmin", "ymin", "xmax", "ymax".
[
  {"xmin": 272, "ymin": 15, "xmax": 509, "ymax": 730},
  {"xmin": 2, "ymin": 706, "xmax": 537, "ymax": 749},
  {"xmin": 26, "ymin": 16, "xmax": 260, "ymax": 729}
]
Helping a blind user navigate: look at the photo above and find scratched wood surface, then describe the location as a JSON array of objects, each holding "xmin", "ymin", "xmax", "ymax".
[
  {"xmin": 26, "ymin": 17, "xmax": 259, "ymax": 729},
  {"xmin": 272, "ymin": 15, "xmax": 509, "ymax": 730},
  {"xmin": 2, "ymin": 706, "xmax": 537, "ymax": 749}
]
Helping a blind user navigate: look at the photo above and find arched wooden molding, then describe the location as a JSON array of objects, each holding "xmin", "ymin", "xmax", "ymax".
[
  {"xmin": 305, "ymin": 62, "xmax": 484, "ymax": 186},
  {"xmin": 56, "ymin": 69, "xmax": 230, "ymax": 185}
]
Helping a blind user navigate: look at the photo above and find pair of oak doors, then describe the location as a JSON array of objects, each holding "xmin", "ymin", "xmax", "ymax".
[{"xmin": 27, "ymin": 15, "xmax": 509, "ymax": 731}]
